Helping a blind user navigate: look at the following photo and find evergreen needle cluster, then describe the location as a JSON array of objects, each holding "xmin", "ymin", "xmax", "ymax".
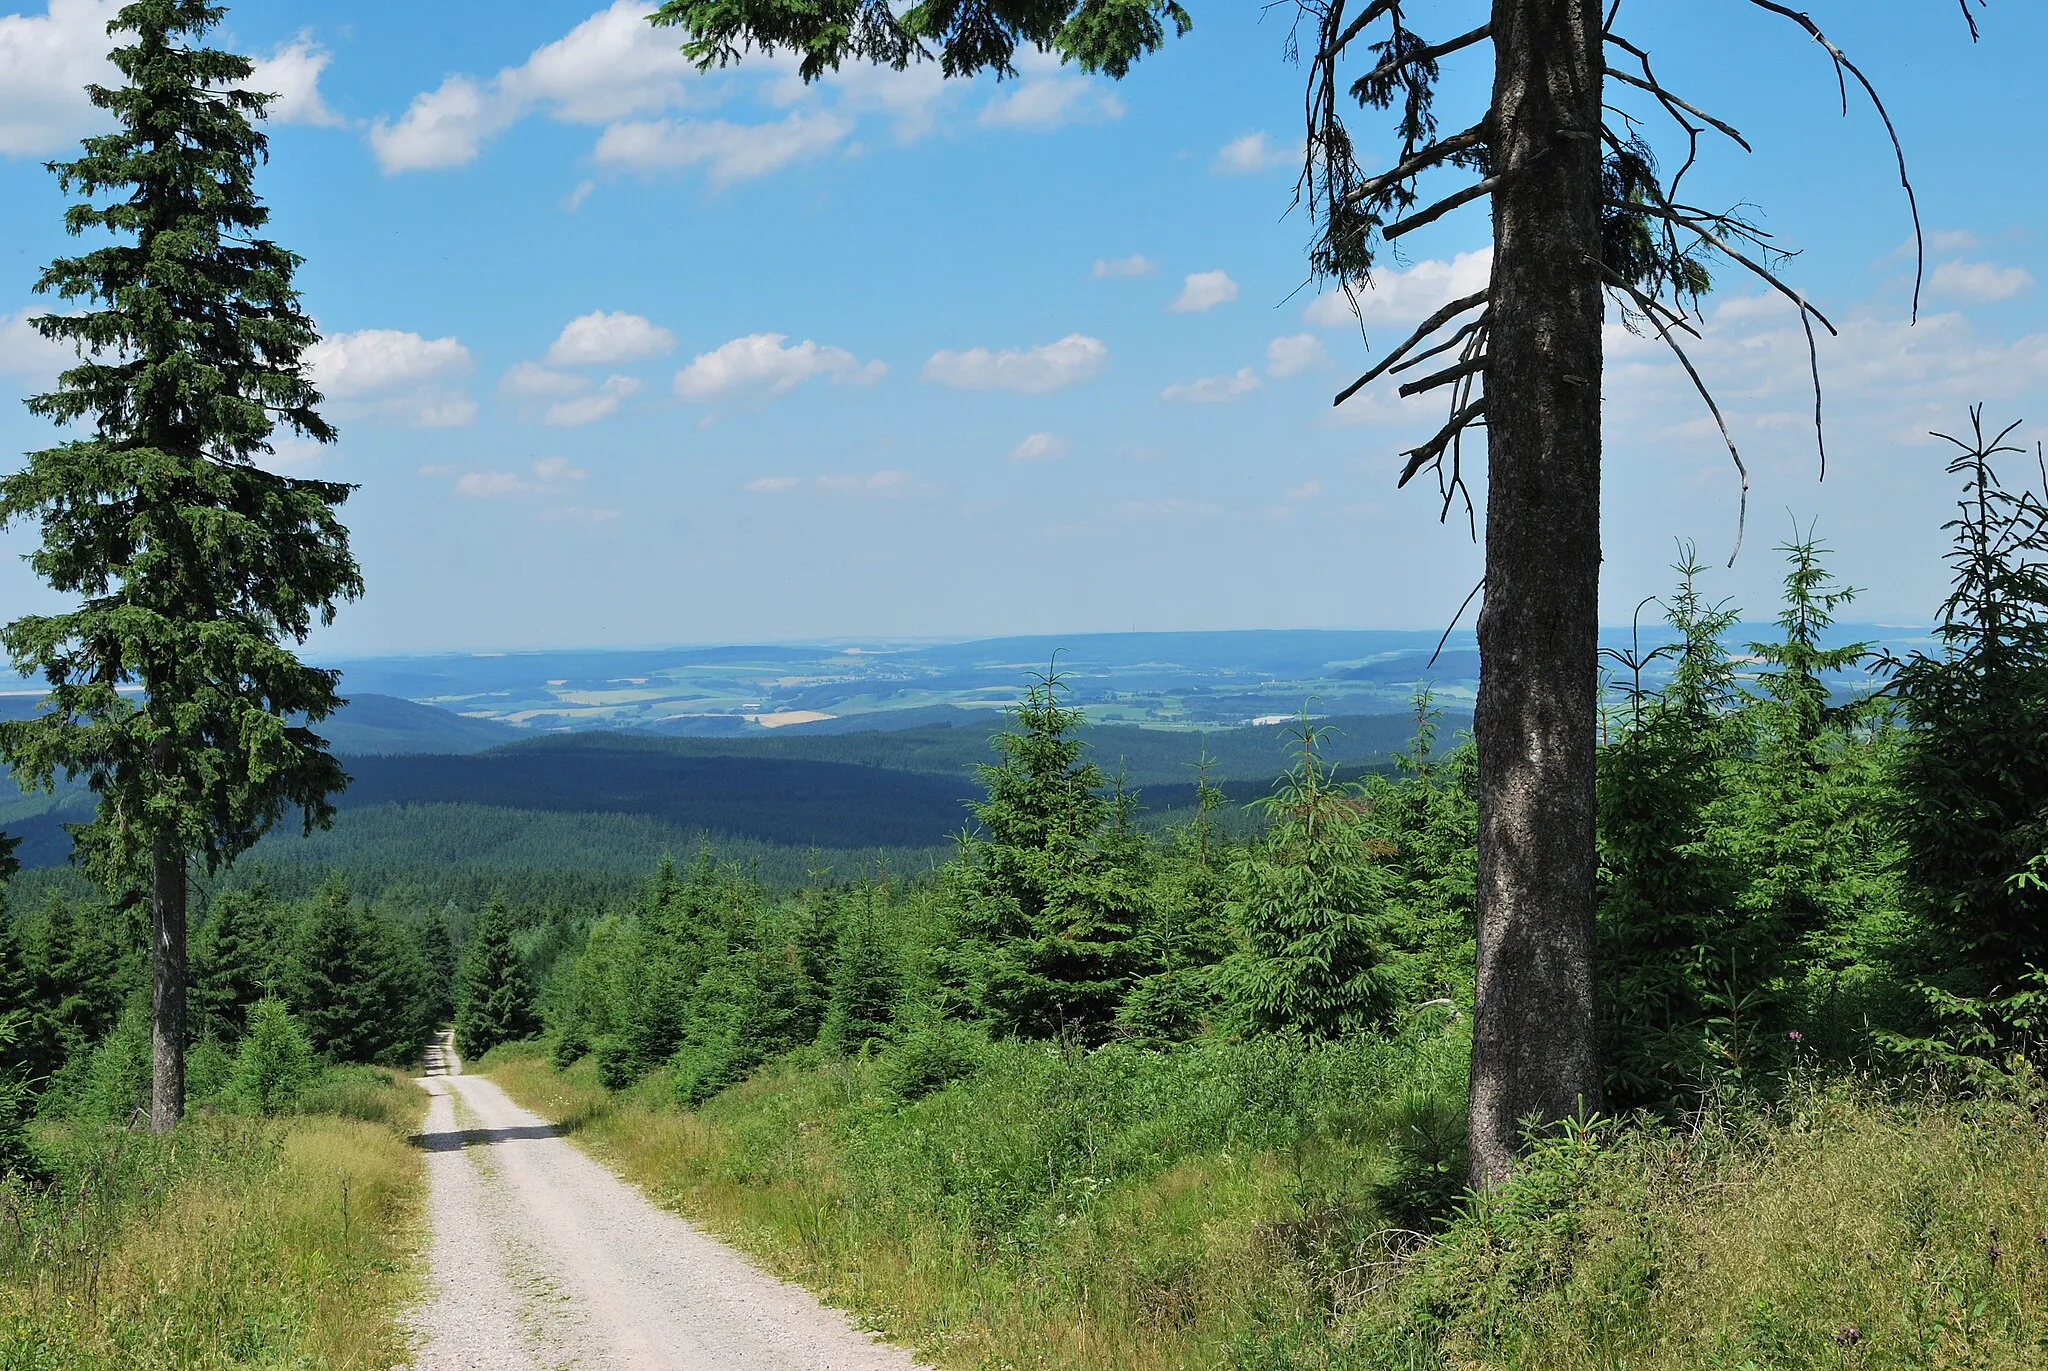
[{"xmin": 0, "ymin": 0, "xmax": 361, "ymax": 1131}]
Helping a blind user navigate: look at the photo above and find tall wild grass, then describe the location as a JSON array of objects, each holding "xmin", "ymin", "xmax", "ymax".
[
  {"xmin": 488, "ymin": 1040, "xmax": 2048, "ymax": 1370},
  {"xmin": 0, "ymin": 1068, "xmax": 425, "ymax": 1370}
]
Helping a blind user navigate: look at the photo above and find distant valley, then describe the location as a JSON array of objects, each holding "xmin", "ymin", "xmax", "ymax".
[{"xmin": 0, "ymin": 624, "xmax": 1909, "ymax": 894}]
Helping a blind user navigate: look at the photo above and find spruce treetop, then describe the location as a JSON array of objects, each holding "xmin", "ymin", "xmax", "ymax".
[{"xmin": 0, "ymin": 0, "xmax": 362, "ymax": 878}]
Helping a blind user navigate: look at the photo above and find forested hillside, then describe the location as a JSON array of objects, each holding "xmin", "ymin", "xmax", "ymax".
[
  {"xmin": 0, "ymin": 0, "xmax": 2035, "ymax": 1365},
  {"xmin": 2, "ymin": 705, "xmax": 1423, "ymax": 890}
]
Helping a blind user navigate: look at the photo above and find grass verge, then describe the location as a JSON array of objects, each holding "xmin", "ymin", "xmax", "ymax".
[
  {"xmin": 487, "ymin": 1038, "xmax": 2048, "ymax": 1370},
  {"xmin": 0, "ymin": 1067, "xmax": 428, "ymax": 1370}
]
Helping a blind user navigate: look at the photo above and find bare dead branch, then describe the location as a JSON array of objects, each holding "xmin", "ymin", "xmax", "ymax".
[
  {"xmin": 1391, "ymin": 311, "xmax": 1492, "ymax": 373},
  {"xmin": 1601, "ymin": 62, "xmax": 1751, "ymax": 152},
  {"xmin": 1429, "ymin": 577, "xmax": 1486, "ymax": 668},
  {"xmin": 1333, "ymin": 289, "xmax": 1489, "ymax": 406},
  {"xmin": 1355, "ymin": 23, "xmax": 1493, "ymax": 93},
  {"xmin": 1606, "ymin": 269, "xmax": 1750, "ymax": 564},
  {"xmin": 1620, "ymin": 196, "xmax": 1833, "ymax": 484},
  {"xmin": 1622, "ymin": 201, "xmax": 1837, "ymax": 335},
  {"xmin": 1399, "ymin": 355, "xmax": 1487, "ymax": 398},
  {"xmin": 1385, "ymin": 175, "xmax": 1501, "ymax": 240},
  {"xmin": 1399, "ymin": 398, "xmax": 1487, "ymax": 487},
  {"xmin": 1741, "ymin": 0, "xmax": 1926, "ymax": 320},
  {"xmin": 1345, "ymin": 121, "xmax": 1489, "ymax": 205},
  {"xmin": 1326, "ymin": 0, "xmax": 1397, "ymax": 63}
]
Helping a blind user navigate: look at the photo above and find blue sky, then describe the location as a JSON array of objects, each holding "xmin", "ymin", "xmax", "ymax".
[{"xmin": 0, "ymin": 0, "xmax": 2043, "ymax": 657}]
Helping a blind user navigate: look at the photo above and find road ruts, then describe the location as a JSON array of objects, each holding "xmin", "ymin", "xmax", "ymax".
[{"xmin": 407, "ymin": 1035, "xmax": 921, "ymax": 1370}]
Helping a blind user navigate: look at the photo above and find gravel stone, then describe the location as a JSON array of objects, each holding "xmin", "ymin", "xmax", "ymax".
[{"xmin": 407, "ymin": 1037, "xmax": 923, "ymax": 1370}]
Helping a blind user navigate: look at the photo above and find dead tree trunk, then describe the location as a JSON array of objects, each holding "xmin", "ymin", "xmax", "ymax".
[
  {"xmin": 150, "ymin": 833, "xmax": 187, "ymax": 1132},
  {"xmin": 1467, "ymin": 0, "xmax": 1607, "ymax": 1188}
]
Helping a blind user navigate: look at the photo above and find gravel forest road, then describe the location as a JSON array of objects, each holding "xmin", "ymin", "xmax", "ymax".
[{"xmin": 408, "ymin": 1038, "xmax": 921, "ymax": 1370}]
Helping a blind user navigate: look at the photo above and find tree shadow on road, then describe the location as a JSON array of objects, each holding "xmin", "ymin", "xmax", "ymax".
[{"xmin": 409, "ymin": 1124, "xmax": 563, "ymax": 1153}]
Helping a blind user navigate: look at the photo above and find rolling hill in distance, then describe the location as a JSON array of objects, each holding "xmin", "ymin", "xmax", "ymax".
[{"xmin": 1, "ymin": 625, "xmax": 1908, "ymax": 892}]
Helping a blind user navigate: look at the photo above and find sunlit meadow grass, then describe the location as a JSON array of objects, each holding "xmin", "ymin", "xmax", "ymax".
[
  {"xmin": 490, "ymin": 1041, "xmax": 2048, "ymax": 1371},
  {"xmin": 0, "ymin": 1068, "xmax": 427, "ymax": 1371}
]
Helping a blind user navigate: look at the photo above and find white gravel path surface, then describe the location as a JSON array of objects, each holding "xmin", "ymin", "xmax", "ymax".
[{"xmin": 408, "ymin": 1036, "xmax": 922, "ymax": 1370}]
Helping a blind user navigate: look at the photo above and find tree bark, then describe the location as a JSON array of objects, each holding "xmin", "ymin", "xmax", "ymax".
[
  {"xmin": 150, "ymin": 833, "xmax": 187, "ymax": 1132},
  {"xmin": 1467, "ymin": 0, "xmax": 1606, "ymax": 1189}
]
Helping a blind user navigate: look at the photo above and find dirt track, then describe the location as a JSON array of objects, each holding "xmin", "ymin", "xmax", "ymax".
[{"xmin": 408, "ymin": 1038, "xmax": 920, "ymax": 1370}]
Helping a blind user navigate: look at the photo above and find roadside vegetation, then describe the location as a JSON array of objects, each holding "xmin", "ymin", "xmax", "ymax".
[
  {"xmin": 489, "ymin": 1043, "xmax": 2046, "ymax": 1369},
  {"xmin": 462, "ymin": 425, "xmax": 2048, "ymax": 1368},
  {"xmin": 0, "ymin": 1069, "xmax": 424, "ymax": 1370}
]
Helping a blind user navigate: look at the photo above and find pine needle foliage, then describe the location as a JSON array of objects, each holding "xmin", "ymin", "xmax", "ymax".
[
  {"xmin": 954, "ymin": 666, "xmax": 1147, "ymax": 1040},
  {"xmin": 454, "ymin": 894, "xmax": 539, "ymax": 1060},
  {"xmin": 293, "ymin": 876, "xmax": 386, "ymax": 1065},
  {"xmin": 191, "ymin": 883, "xmax": 281, "ymax": 1043},
  {"xmin": 1712, "ymin": 531, "xmax": 1896, "ymax": 1073},
  {"xmin": 1218, "ymin": 719, "xmax": 1397, "ymax": 1040},
  {"xmin": 1891, "ymin": 411, "xmax": 2048, "ymax": 995},
  {"xmin": 0, "ymin": 0, "xmax": 361, "ymax": 1126},
  {"xmin": 1597, "ymin": 549, "xmax": 1743, "ymax": 1107}
]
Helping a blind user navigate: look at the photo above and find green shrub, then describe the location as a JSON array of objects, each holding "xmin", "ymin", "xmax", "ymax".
[
  {"xmin": 185, "ymin": 1034, "xmax": 233, "ymax": 1105},
  {"xmin": 592, "ymin": 1033, "xmax": 636, "ymax": 1091},
  {"xmin": 550, "ymin": 1021, "xmax": 590, "ymax": 1070},
  {"xmin": 671, "ymin": 1031, "xmax": 751, "ymax": 1106},
  {"xmin": 298, "ymin": 1065, "xmax": 416, "ymax": 1128},
  {"xmin": 1369, "ymin": 1085, "xmax": 1469, "ymax": 1232},
  {"xmin": 70, "ymin": 1002, "xmax": 152, "ymax": 1126},
  {"xmin": 878, "ymin": 1014, "xmax": 987, "ymax": 1102},
  {"xmin": 227, "ymin": 998, "xmax": 317, "ymax": 1116}
]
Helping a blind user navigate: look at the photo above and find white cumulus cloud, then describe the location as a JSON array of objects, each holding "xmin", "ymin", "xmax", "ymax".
[
  {"xmin": 1171, "ymin": 270, "xmax": 1239, "ymax": 314},
  {"xmin": 249, "ymin": 36, "xmax": 344, "ymax": 128},
  {"xmin": 745, "ymin": 475, "xmax": 800, "ymax": 493},
  {"xmin": 673, "ymin": 333, "xmax": 886, "ymax": 402},
  {"xmin": 0, "ymin": 307, "xmax": 69, "ymax": 382},
  {"xmin": 500, "ymin": 361, "xmax": 586, "ymax": 398},
  {"xmin": 1092, "ymin": 254, "xmax": 1154, "ymax": 279},
  {"xmin": 593, "ymin": 111, "xmax": 852, "ymax": 185},
  {"xmin": 371, "ymin": 0, "xmax": 694, "ymax": 172},
  {"xmin": 923, "ymin": 334, "xmax": 1107, "ymax": 394},
  {"xmin": 1161, "ymin": 368, "xmax": 1262, "ymax": 404},
  {"xmin": 369, "ymin": 75, "xmax": 505, "ymax": 172},
  {"xmin": 979, "ymin": 75, "xmax": 1122, "ymax": 130},
  {"xmin": 1305, "ymin": 248, "xmax": 1494, "ymax": 328},
  {"xmin": 546, "ymin": 310, "xmax": 676, "ymax": 366},
  {"xmin": 544, "ymin": 374, "xmax": 642, "ymax": 427},
  {"xmin": 1212, "ymin": 131, "xmax": 1288, "ymax": 175},
  {"xmin": 1928, "ymin": 259, "xmax": 2035, "ymax": 305},
  {"xmin": 453, "ymin": 455, "xmax": 586, "ymax": 497},
  {"xmin": 1010, "ymin": 432, "xmax": 1068, "ymax": 462},
  {"xmin": 306, "ymin": 328, "xmax": 475, "ymax": 427},
  {"xmin": 1267, "ymin": 333, "xmax": 1329, "ymax": 378},
  {"xmin": 0, "ymin": 0, "xmax": 118, "ymax": 157}
]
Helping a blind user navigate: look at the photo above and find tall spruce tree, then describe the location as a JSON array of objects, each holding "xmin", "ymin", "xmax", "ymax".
[
  {"xmin": 954, "ymin": 668, "xmax": 1146, "ymax": 1040},
  {"xmin": 647, "ymin": 0, "xmax": 1981, "ymax": 1184},
  {"xmin": 1721, "ymin": 533, "xmax": 1877, "ymax": 1010},
  {"xmin": 820, "ymin": 882, "xmax": 900, "ymax": 1053},
  {"xmin": 1893, "ymin": 411, "xmax": 2048, "ymax": 995},
  {"xmin": 1596, "ymin": 551, "xmax": 1742, "ymax": 1108},
  {"xmin": 454, "ymin": 896, "xmax": 539, "ymax": 1060},
  {"xmin": 0, "ymin": 0, "xmax": 361, "ymax": 1130},
  {"xmin": 192, "ymin": 884, "xmax": 280, "ymax": 1043},
  {"xmin": 294, "ymin": 876, "xmax": 385, "ymax": 1064},
  {"xmin": 1218, "ymin": 722, "xmax": 1398, "ymax": 1041}
]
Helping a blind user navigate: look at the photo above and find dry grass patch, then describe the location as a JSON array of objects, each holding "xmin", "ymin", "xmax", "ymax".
[{"xmin": 0, "ymin": 1070, "xmax": 428, "ymax": 1370}]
